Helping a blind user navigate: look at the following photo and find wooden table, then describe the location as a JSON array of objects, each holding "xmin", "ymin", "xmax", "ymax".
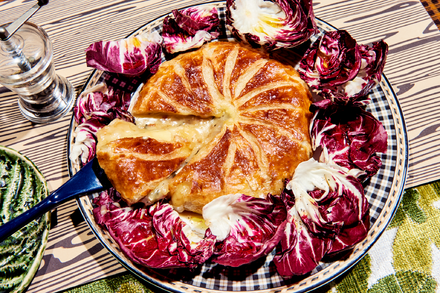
[{"xmin": 0, "ymin": 0, "xmax": 440, "ymax": 292}]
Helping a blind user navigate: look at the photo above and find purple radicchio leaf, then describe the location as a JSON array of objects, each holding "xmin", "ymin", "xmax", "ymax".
[
  {"xmin": 162, "ymin": 6, "xmax": 220, "ymax": 54},
  {"xmin": 310, "ymin": 99, "xmax": 387, "ymax": 180},
  {"xmin": 274, "ymin": 158, "xmax": 370, "ymax": 277},
  {"xmin": 327, "ymin": 209, "xmax": 370, "ymax": 255},
  {"xmin": 286, "ymin": 158, "xmax": 370, "ymax": 231},
  {"xmin": 69, "ymin": 122, "xmax": 99, "ymax": 165},
  {"xmin": 74, "ymin": 84, "xmax": 133, "ymax": 125},
  {"xmin": 226, "ymin": 0, "xmax": 317, "ymax": 51},
  {"xmin": 202, "ymin": 193, "xmax": 287, "ymax": 267},
  {"xmin": 93, "ymin": 200, "xmax": 216, "ymax": 269},
  {"xmin": 70, "ymin": 84, "xmax": 134, "ymax": 166},
  {"xmin": 85, "ymin": 31, "xmax": 163, "ymax": 76},
  {"xmin": 298, "ymin": 30, "xmax": 388, "ymax": 105},
  {"xmin": 273, "ymin": 204, "xmax": 331, "ymax": 277},
  {"xmin": 93, "ymin": 188, "xmax": 123, "ymax": 207},
  {"xmin": 353, "ymin": 40, "xmax": 388, "ymax": 98}
]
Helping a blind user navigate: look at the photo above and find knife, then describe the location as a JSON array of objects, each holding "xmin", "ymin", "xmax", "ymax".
[{"xmin": 0, "ymin": 157, "xmax": 112, "ymax": 242}]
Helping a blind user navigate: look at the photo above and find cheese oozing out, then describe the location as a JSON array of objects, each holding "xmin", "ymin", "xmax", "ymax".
[
  {"xmin": 126, "ymin": 82, "xmax": 238, "ymax": 207},
  {"xmin": 128, "ymin": 113, "xmax": 228, "ymax": 207}
]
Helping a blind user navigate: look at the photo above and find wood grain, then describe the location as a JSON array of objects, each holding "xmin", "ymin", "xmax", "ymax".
[{"xmin": 0, "ymin": 0, "xmax": 439, "ymax": 291}]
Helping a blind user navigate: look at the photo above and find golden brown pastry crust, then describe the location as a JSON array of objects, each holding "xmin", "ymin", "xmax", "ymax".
[
  {"xmin": 101, "ymin": 41, "xmax": 313, "ymax": 213},
  {"xmin": 96, "ymin": 119, "xmax": 193, "ymax": 205}
]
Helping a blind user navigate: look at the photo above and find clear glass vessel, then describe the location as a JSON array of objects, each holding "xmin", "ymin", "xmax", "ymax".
[{"xmin": 0, "ymin": 22, "xmax": 75, "ymax": 123}]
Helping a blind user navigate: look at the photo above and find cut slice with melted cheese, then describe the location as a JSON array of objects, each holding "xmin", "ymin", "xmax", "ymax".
[
  {"xmin": 96, "ymin": 117, "xmax": 219, "ymax": 205},
  {"xmin": 97, "ymin": 41, "xmax": 313, "ymax": 214}
]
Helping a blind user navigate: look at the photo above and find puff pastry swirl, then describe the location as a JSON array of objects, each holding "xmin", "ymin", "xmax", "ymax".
[{"xmin": 97, "ymin": 41, "xmax": 313, "ymax": 214}]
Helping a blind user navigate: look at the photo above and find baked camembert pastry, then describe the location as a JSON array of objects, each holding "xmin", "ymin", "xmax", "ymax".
[{"xmin": 96, "ymin": 41, "xmax": 313, "ymax": 214}]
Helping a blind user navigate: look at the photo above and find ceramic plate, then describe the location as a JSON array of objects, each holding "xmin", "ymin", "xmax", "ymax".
[
  {"xmin": 0, "ymin": 145, "xmax": 50, "ymax": 293},
  {"xmin": 68, "ymin": 2, "xmax": 409, "ymax": 292}
]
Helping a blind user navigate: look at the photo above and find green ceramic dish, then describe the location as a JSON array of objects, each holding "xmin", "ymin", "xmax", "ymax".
[{"xmin": 0, "ymin": 145, "xmax": 50, "ymax": 293}]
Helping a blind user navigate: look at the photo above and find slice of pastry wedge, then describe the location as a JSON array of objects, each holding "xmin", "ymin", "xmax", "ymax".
[{"xmin": 96, "ymin": 116, "xmax": 224, "ymax": 205}]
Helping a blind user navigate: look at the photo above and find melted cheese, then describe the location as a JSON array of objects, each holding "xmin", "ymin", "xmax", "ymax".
[
  {"xmin": 137, "ymin": 115, "xmax": 228, "ymax": 204},
  {"xmin": 98, "ymin": 116, "xmax": 217, "ymax": 148}
]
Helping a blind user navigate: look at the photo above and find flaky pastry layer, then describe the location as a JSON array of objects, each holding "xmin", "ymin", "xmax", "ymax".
[{"xmin": 98, "ymin": 41, "xmax": 313, "ymax": 214}]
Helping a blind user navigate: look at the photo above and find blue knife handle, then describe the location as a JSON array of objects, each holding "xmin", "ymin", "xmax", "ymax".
[{"xmin": 0, "ymin": 157, "xmax": 110, "ymax": 242}]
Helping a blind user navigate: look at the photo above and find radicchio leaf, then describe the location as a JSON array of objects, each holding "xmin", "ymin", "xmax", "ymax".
[
  {"xmin": 162, "ymin": 6, "xmax": 220, "ymax": 54},
  {"xmin": 70, "ymin": 84, "xmax": 134, "ymax": 166},
  {"xmin": 85, "ymin": 31, "xmax": 163, "ymax": 76},
  {"xmin": 94, "ymin": 200, "xmax": 216, "ymax": 269},
  {"xmin": 310, "ymin": 99, "xmax": 387, "ymax": 180},
  {"xmin": 226, "ymin": 0, "xmax": 317, "ymax": 51},
  {"xmin": 274, "ymin": 158, "xmax": 370, "ymax": 277},
  {"xmin": 74, "ymin": 84, "xmax": 133, "ymax": 125},
  {"xmin": 286, "ymin": 159, "xmax": 369, "ymax": 229},
  {"xmin": 274, "ymin": 205, "xmax": 331, "ymax": 277},
  {"xmin": 203, "ymin": 193, "xmax": 287, "ymax": 267},
  {"xmin": 69, "ymin": 122, "xmax": 99, "ymax": 166},
  {"xmin": 328, "ymin": 209, "xmax": 370, "ymax": 254},
  {"xmin": 298, "ymin": 30, "xmax": 388, "ymax": 105}
]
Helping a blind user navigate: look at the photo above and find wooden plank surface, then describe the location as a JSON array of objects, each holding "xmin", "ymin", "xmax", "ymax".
[{"xmin": 0, "ymin": 0, "xmax": 439, "ymax": 292}]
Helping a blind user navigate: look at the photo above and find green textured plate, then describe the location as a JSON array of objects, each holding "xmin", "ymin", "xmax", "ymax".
[{"xmin": 0, "ymin": 146, "xmax": 50, "ymax": 293}]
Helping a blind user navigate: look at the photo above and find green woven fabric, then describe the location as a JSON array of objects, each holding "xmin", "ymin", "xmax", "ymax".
[
  {"xmin": 60, "ymin": 273, "xmax": 155, "ymax": 293},
  {"xmin": 321, "ymin": 181, "xmax": 440, "ymax": 293}
]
